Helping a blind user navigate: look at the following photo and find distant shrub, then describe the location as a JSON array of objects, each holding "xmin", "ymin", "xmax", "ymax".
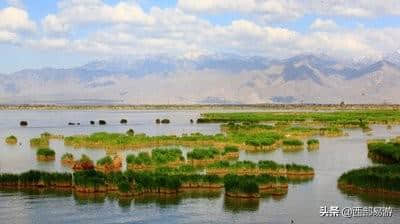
[
  {"xmin": 161, "ymin": 119, "xmax": 170, "ymax": 124},
  {"xmin": 126, "ymin": 129, "xmax": 135, "ymax": 136}
]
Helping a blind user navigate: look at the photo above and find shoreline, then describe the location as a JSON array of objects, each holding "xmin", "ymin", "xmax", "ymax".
[
  {"xmin": 1, "ymin": 103, "xmax": 400, "ymax": 111},
  {"xmin": 338, "ymin": 183, "xmax": 400, "ymax": 197}
]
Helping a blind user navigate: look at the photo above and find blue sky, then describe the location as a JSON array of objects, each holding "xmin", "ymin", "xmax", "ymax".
[{"xmin": 0, "ymin": 0, "xmax": 400, "ymax": 73}]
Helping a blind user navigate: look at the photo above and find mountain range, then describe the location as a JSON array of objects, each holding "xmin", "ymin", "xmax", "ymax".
[{"xmin": 1, "ymin": 52, "xmax": 400, "ymax": 104}]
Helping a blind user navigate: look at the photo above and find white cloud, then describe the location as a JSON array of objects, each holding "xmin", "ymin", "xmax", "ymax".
[
  {"xmin": 42, "ymin": 0, "xmax": 154, "ymax": 33},
  {"xmin": 27, "ymin": 38, "xmax": 70, "ymax": 49},
  {"xmin": 310, "ymin": 18, "xmax": 338, "ymax": 30},
  {"xmin": 0, "ymin": 30, "xmax": 18, "ymax": 42},
  {"xmin": 0, "ymin": 7, "xmax": 36, "ymax": 32},
  {"xmin": 0, "ymin": 0, "xmax": 395, "ymax": 63},
  {"xmin": 178, "ymin": 0, "xmax": 400, "ymax": 20},
  {"xmin": 35, "ymin": 9, "xmax": 400, "ymax": 62}
]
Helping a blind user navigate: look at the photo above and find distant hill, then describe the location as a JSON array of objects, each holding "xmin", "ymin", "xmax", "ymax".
[{"xmin": 1, "ymin": 53, "xmax": 400, "ymax": 104}]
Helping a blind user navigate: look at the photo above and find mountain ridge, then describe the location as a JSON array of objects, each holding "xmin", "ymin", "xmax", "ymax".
[{"xmin": 1, "ymin": 53, "xmax": 400, "ymax": 104}]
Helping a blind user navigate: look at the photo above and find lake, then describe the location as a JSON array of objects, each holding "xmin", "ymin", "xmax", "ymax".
[{"xmin": 1, "ymin": 110, "xmax": 400, "ymax": 224}]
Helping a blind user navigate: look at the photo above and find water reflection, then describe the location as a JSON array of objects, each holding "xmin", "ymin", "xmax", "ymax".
[
  {"xmin": 1, "ymin": 188, "xmax": 224, "ymax": 209},
  {"xmin": 339, "ymin": 187, "xmax": 400, "ymax": 207},
  {"xmin": 223, "ymin": 196, "xmax": 259, "ymax": 213},
  {"xmin": 0, "ymin": 188, "xmax": 72, "ymax": 198}
]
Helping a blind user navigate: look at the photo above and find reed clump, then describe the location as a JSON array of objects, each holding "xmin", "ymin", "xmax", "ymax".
[
  {"xmin": 222, "ymin": 145, "xmax": 240, "ymax": 159},
  {"xmin": 73, "ymin": 154, "xmax": 95, "ymax": 171},
  {"xmin": 282, "ymin": 139, "xmax": 304, "ymax": 151},
  {"xmin": 307, "ymin": 139, "xmax": 320, "ymax": 150},
  {"xmin": 36, "ymin": 148, "xmax": 56, "ymax": 161},
  {"xmin": 5, "ymin": 135, "xmax": 18, "ymax": 144},
  {"xmin": 127, "ymin": 148, "xmax": 185, "ymax": 170},
  {"xmin": 61, "ymin": 153, "xmax": 74, "ymax": 167},
  {"xmin": 0, "ymin": 168, "xmax": 293, "ymax": 199},
  {"xmin": 0, "ymin": 170, "xmax": 72, "ymax": 188},
  {"xmin": 96, "ymin": 156, "xmax": 122, "ymax": 173},
  {"xmin": 187, "ymin": 147, "xmax": 221, "ymax": 166},
  {"xmin": 206, "ymin": 160, "xmax": 314, "ymax": 179},
  {"xmin": 40, "ymin": 132, "xmax": 64, "ymax": 140},
  {"xmin": 223, "ymin": 174, "xmax": 287, "ymax": 198},
  {"xmin": 338, "ymin": 165, "xmax": 400, "ymax": 195},
  {"xmin": 30, "ymin": 137, "xmax": 50, "ymax": 148},
  {"xmin": 367, "ymin": 141, "xmax": 400, "ymax": 163},
  {"xmin": 126, "ymin": 152, "xmax": 153, "ymax": 170}
]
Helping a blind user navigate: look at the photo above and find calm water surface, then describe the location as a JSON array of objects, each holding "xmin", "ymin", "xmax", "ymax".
[{"xmin": 1, "ymin": 110, "xmax": 400, "ymax": 224}]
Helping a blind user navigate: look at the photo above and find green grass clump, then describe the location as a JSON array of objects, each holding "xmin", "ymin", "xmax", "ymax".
[
  {"xmin": 307, "ymin": 139, "xmax": 319, "ymax": 145},
  {"xmin": 105, "ymin": 171, "xmax": 126, "ymax": 186},
  {"xmin": 18, "ymin": 170, "xmax": 72, "ymax": 186},
  {"xmin": 282, "ymin": 139, "xmax": 303, "ymax": 146},
  {"xmin": 0, "ymin": 173, "xmax": 19, "ymax": 185},
  {"xmin": 243, "ymin": 132, "xmax": 282, "ymax": 147},
  {"xmin": 368, "ymin": 142, "xmax": 400, "ymax": 163},
  {"xmin": 208, "ymin": 161, "xmax": 231, "ymax": 169},
  {"xmin": 37, "ymin": 148, "xmax": 55, "ymax": 157},
  {"xmin": 74, "ymin": 170, "xmax": 106, "ymax": 188},
  {"xmin": 223, "ymin": 145, "xmax": 239, "ymax": 153},
  {"xmin": 130, "ymin": 172, "xmax": 181, "ymax": 191},
  {"xmin": 40, "ymin": 132, "xmax": 51, "ymax": 139},
  {"xmin": 126, "ymin": 152, "xmax": 152, "ymax": 165},
  {"xmin": 224, "ymin": 174, "xmax": 259, "ymax": 194},
  {"xmin": 258, "ymin": 160, "xmax": 285, "ymax": 170},
  {"xmin": 338, "ymin": 165, "xmax": 400, "ymax": 192},
  {"xmin": 118, "ymin": 180, "xmax": 131, "ymax": 193},
  {"xmin": 230, "ymin": 161, "xmax": 257, "ymax": 170},
  {"xmin": 30, "ymin": 137, "xmax": 49, "ymax": 147},
  {"xmin": 187, "ymin": 147, "xmax": 220, "ymax": 160},
  {"xmin": 61, "ymin": 153, "xmax": 74, "ymax": 161},
  {"xmin": 154, "ymin": 165, "xmax": 198, "ymax": 175},
  {"xmin": 5, "ymin": 135, "xmax": 17, "ymax": 144},
  {"xmin": 151, "ymin": 148, "xmax": 184, "ymax": 165},
  {"xmin": 97, "ymin": 156, "xmax": 113, "ymax": 166},
  {"xmin": 79, "ymin": 154, "xmax": 93, "ymax": 163},
  {"xmin": 256, "ymin": 174, "xmax": 288, "ymax": 185},
  {"xmin": 285, "ymin": 163, "xmax": 314, "ymax": 172}
]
